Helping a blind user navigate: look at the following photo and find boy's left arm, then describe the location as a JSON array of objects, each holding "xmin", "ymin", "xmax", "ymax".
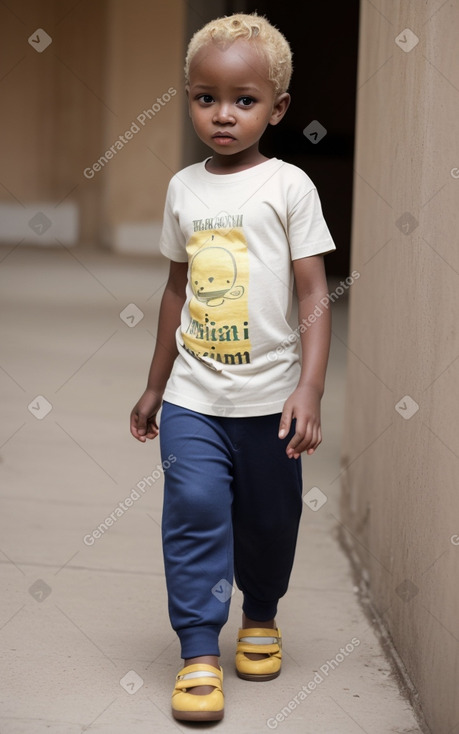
[{"xmin": 278, "ymin": 254, "xmax": 331, "ymax": 459}]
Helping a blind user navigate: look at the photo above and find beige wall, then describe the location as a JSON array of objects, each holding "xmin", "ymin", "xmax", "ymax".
[
  {"xmin": 341, "ymin": 2, "xmax": 459, "ymax": 732},
  {"xmin": 0, "ymin": 0, "xmax": 108, "ymax": 245},
  {"xmin": 102, "ymin": 0, "xmax": 185, "ymax": 253},
  {"xmin": 0, "ymin": 0, "xmax": 185, "ymax": 252}
]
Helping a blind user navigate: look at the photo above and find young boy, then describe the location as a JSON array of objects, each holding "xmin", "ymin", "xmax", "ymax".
[{"xmin": 130, "ymin": 12, "xmax": 335, "ymax": 722}]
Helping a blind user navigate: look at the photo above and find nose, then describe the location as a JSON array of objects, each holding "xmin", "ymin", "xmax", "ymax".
[{"xmin": 213, "ymin": 103, "xmax": 235, "ymax": 124}]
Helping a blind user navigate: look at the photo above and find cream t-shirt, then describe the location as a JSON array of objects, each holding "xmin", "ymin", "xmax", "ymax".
[{"xmin": 159, "ymin": 158, "xmax": 336, "ymax": 417}]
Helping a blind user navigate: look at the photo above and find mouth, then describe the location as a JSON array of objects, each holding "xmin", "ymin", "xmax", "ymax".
[{"xmin": 212, "ymin": 133, "xmax": 236, "ymax": 145}]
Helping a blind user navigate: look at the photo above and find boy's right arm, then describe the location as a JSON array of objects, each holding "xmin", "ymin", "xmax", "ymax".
[{"xmin": 130, "ymin": 260, "xmax": 188, "ymax": 442}]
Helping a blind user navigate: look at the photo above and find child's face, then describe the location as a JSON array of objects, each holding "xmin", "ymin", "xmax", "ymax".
[{"xmin": 186, "ymin": 39, "xmax": 289, "ymax": 167}]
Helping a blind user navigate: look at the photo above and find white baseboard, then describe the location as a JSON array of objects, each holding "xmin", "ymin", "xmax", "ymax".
[
  {"xmin": 113, "ymin": 222, "xmax": 162, "ymax": 255},
  {"xmin": 0, "ymin": 202, "xmax": 78, "ymax": 246},
  {"xmin": 0, "ymin": 205, "xmax": 164, "ymax": 255}
]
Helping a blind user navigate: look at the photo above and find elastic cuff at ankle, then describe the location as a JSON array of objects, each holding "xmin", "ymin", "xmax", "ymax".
[
  {"xmin": 242, "ymin": 597, "xmax": 278, "ymax": 623},
  {"xmin": 178, "ymin": 624, "xmax": 221, "ymax": 659}
]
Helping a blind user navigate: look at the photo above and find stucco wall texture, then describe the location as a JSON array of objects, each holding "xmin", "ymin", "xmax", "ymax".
[{"xmin": 341, "ymin": 2, "xmax": 459, "ymax": 732}]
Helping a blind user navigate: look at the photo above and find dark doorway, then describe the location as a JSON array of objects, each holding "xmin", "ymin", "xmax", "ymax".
[{"xmin": 228, "ymin": 1, "xmax": 360, "ymax": 276}]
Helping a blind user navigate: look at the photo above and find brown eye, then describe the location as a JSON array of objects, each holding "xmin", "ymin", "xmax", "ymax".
[{"xmin": 238, "ymin": 96, "xmax": 255, "ymax": 107}]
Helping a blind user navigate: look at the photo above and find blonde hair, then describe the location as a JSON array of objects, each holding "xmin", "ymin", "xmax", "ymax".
[{"xmin": 184, "ymin": 13, "xmax": 293, "ymax": 96}]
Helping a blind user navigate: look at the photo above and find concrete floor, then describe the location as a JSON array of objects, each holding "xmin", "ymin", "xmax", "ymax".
[{"xmin": 0, "ymin": 246, "xmax": 424, "ymax": 733}]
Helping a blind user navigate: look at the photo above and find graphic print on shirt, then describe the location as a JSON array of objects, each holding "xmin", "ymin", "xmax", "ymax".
[{"xmin": 183, "ymin": 227, "xmax": 251, "ymax": 366}]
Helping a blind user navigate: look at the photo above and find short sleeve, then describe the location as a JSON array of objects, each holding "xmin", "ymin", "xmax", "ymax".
[
  {"xmin": 158, "ymin": 179, "xmax": 188, "ymax": 262},
  {"xmin": 287, "ymin": 186, "xmax": 336, "ymax": 260}
]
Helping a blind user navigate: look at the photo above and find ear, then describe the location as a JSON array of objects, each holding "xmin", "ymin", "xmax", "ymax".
[{"xmin": 269, "ymin": 92, "xmax": 291, "ymax": 126}]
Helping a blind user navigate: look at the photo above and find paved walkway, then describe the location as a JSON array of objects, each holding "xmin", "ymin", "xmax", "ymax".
[{"xmin": 0, "ymin": 247, "xmax": 425, "ymax": 733}]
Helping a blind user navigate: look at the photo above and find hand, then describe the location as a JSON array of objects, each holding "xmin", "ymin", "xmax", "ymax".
[
  {"xmin": 278, "ymin": 385, "xmax": 322, "ymax": 459},
  {"xmin": 130, "ymin": 389, "xmax": 163, "ymax": 442}
]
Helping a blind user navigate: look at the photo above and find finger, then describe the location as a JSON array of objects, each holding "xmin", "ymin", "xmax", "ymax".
[
  {"xmin": 136, "ymin": 411, "xmax": 150, "ymax": 436},
  {"xmin": 141, "ymin": 411, "xmax": 160, "ymax": 439},
  {"xmin": 286, "ymin": 419, "xmax": 308, "ymax": 457},
  {"xmin": 130, "ymin": 412, "xmax": 141, "ymax": 439},
  {"xmin": 130, "ymin": 426, "xmax": 146, "ymax": 442},
  {"xmin": 286, "ymin": 431, "xmax": 302, "ymax": 453},
  {"xmin": 287, "ymin": 420, "xmax": 321, "ymax": 458},
  {"xmin": 278, "ymin": 406, "xmax": 293, "ymax": 439},
  {"xmin": 308, "ymin": 426, "xmax": 323, "ymax": 454},
  {"xmin": 144, "ymin": 419, "xmax": 159, "ymax": 439},
  {"xmin": 130, "ymin": 411, "xmax": 148, "ymax": 442},
  {"xmin": 304, "ymin": 424, "xmax": 322, "ymax": 455},
  {"xmin": 130, "ymin": 424, "xmax": 147, "ymax": 442}
]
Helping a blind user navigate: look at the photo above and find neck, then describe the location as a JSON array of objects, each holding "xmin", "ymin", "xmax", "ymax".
[{"xmin": 205, "ymin": 149, "xmax": 269, "ymax": 175}]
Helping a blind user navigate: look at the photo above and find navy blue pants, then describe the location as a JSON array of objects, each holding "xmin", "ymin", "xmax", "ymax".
[{"xmin": 159, "ymin": 401, "xmax": 303, "ymax": 659}]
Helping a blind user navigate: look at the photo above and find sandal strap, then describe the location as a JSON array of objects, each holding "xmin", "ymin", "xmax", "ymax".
[
  {"xmin": 175, "ymin": 676, "xmax": 223, "ymax": 692},
  {"xmin": 239, "ymin": 635, "xmax": 279, "ymax": 645},
  {"xmin": 237, "ymin": 642, "xmax": 280, "ymax": 655},
  {"xmin": 175, "ymin": 663, "xmax": 223, "ymax": 692},
  {"xmin": 178, "ymin": 670, "xmax": 219, "ymax": 681},
  {"xmin": 176, "ymin": 663, "xmax": 222, "ymax": 679},
  {"xmin": 237, "ymin": 627, "xmax": 281, "ymax": 642},
  {"xmin": 236, "ymin": 627, "xmax": 281, "ymax": 655}
]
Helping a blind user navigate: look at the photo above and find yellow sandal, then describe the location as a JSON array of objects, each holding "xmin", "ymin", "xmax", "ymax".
[
  {"xmin": 236, "ymin": 627, "xmax": 282, "ymax": 681},
  {"xmin": 171, "ymin": 663, "xmax": 224, "ymax": 721}
]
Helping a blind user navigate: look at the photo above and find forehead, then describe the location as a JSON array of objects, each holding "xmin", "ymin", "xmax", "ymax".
[{"xmin": 188, "ymin": 39, "xmax": 272, "ymax": 91}]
